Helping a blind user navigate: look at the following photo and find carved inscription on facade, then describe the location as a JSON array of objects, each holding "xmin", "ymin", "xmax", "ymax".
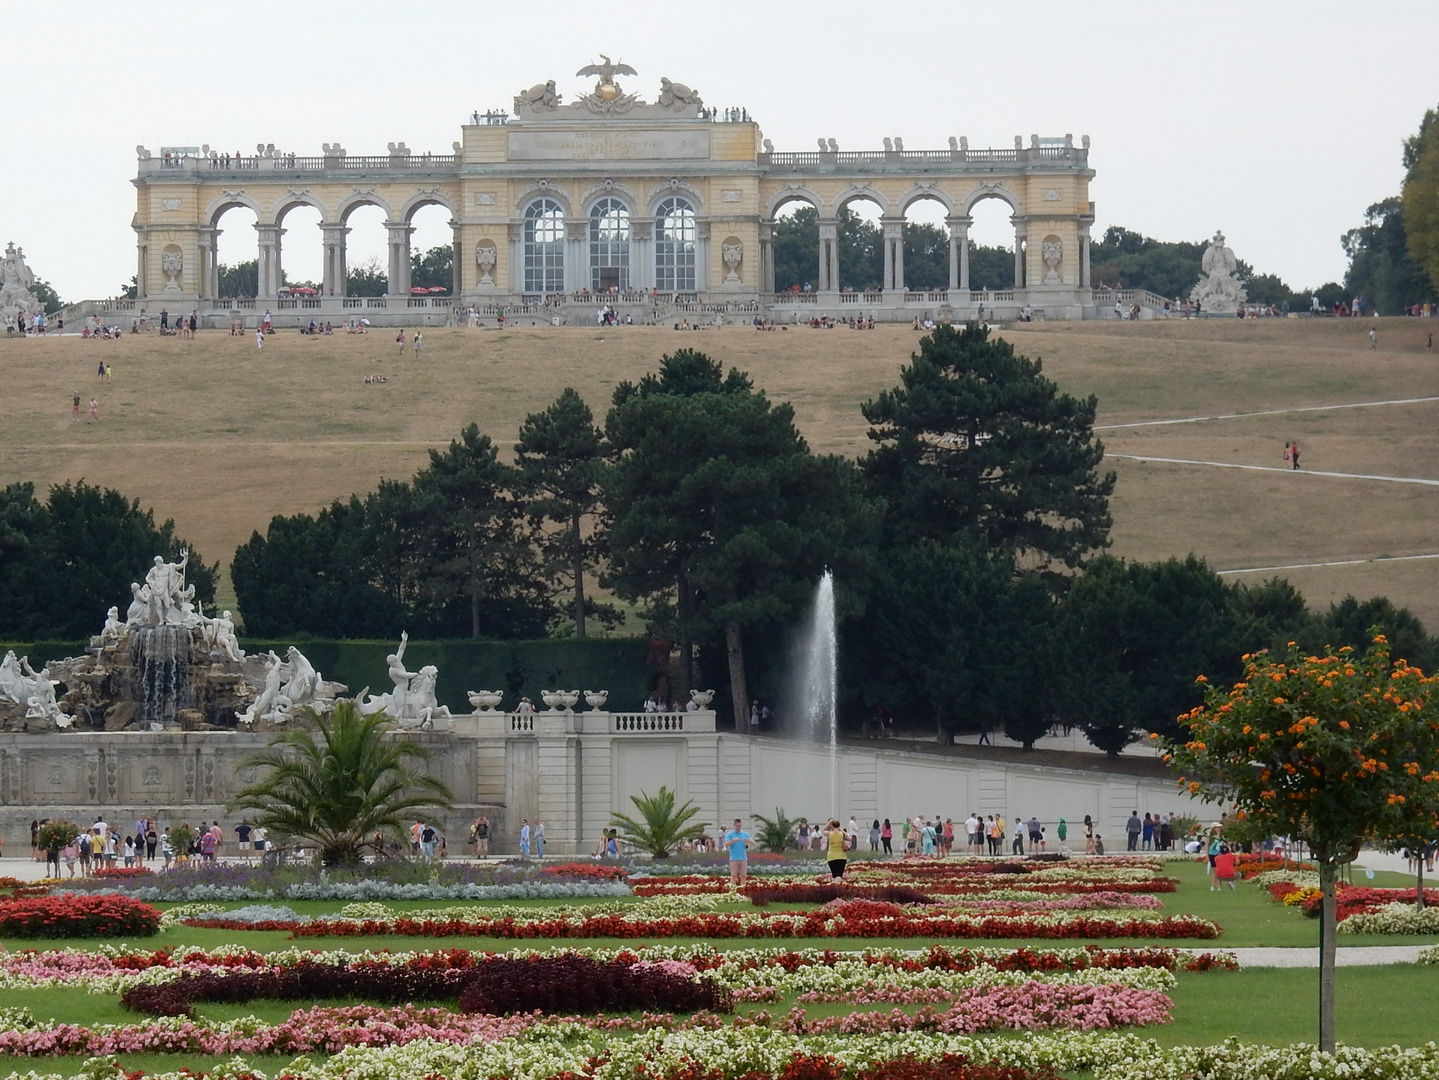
[{"xmin": 508, "ymin": 130, "xmax": 710, "ymax": 162}]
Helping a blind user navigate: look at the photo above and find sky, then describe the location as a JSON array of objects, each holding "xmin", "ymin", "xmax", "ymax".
[{"xmin": 4, "ymin": 0, "xmax": 1434, "ymax": 300}]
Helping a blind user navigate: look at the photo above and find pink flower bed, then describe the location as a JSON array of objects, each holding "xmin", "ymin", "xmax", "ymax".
[
  {"xmin": 786, "ymin": 982, "xmax": 1173, "ymax": 1033},
  {"xmin": 958, "ymin": 893, "xmax": 1164, "ymax": 913}
]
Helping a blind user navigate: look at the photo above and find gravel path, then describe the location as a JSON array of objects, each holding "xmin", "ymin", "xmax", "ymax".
[{"xmin": 1229, "ymin": 946, "xmax": 1430, "ymax": 967}]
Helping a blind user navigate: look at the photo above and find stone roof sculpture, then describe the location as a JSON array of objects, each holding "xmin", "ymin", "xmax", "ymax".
[{"xmin": 1190, "ymin": 230, "xmax": 1247, "ymax": 314}]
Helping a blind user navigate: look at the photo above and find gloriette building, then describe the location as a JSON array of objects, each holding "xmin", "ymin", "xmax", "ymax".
[{"xmin": 129, "ymin": 60, "xmax": 1104, "ymax": 325}]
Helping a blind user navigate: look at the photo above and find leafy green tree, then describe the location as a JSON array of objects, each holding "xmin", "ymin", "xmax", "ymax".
[
  {"xmin": 609, "ymin": 786, "xmax": 706, "ymax": 857},
  {"xmin": 32, "ymin": 278, "xmax": 62, "ymax": 314},
  {"xmin": 345, "ymin": 256, "xmax": 387, "ymax": 297},
  {"xmin": 230, "ymin": 700, "xmax": 453, "ymax": 866},
  {"xmin": 903, "ymin": 222, "xmax": 950, "ymax": 290},
  {"xmin": 966, "ymin": 244, "xmax": 1014, "ymax": 291},
  {"xmin": 861, "ymin": 323, "xmax": 1115, "ymax": 574},
  {"xmin": 1305, "ymin": 595, "xmax": 1439, "ymax": 673},
  {"xmin": 847, "ymin": 539, "xmax": 1056, "ymax": 746},
  {"xmin": 835, "ymin": 206, "xmax": 882, "ymax": 290},
  {"xmin": 0, "ymin": 481, "xmax": 216, "ymax": 639},
  {"xmin": 414, "ymin": 424, "xmax": 548, "ymax": 640},
  {"xmin": 1342, "ymin": 198, "xmax": 1436, "ymax": 313},
  {"xmin": 1056, "ymin": 555, "xmax": 1239, "ymax": 755},
  {"xmin": 1167, "ymin": 635, "xmax": 1439, "ymax": 1051},
  {"xmin": 752, "ymin": 808, "xmax": 801, "ymax": 852},
  {"xmin": 605, "ymin": 351, "xmax": 877, "ymax": 725},
  {"xmin": 515, "ymin": 389, "xmax": 614, "ymax": 637},
  {"xmin": 410, "ymin": 245, "xmax": 454, "ymax": 291},
  {"xmin": 218, "ymin": 260, "xmax": 258, "ymax": 298},
  {"xmin": 1088, "ymin": 227, "xmax": 1206, "ymax": 297},
  {"xmin": 1402, "ymin": 104, "xmax": 1439, "ymax": 295},
  {"xmin": 118, "ymin": 276, "xmax": 138, "ymax": 301}
]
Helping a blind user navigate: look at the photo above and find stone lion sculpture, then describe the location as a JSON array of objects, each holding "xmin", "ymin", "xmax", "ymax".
[{"xmin": 514, "ymin": 80, "xmax": 560, "ymax": 111}]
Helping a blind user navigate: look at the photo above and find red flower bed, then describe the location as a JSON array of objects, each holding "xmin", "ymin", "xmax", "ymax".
[
  {"xmin": 0, "ymin": 893, "xmax": 161, "ymax": 938},
  {"xmin": 93, "ymin": 867, "xmax": 156, "ymax": 880},
  {"xmin": 542, "ymin": 862, "xmax": 628, "ymax": 881},
  {"xmin": 196, "ymin": 909, "xmax": 1220, "ymax": 942},
  {"xmin": 1299, "ymin": 885, "xmax": 1439, "ymax": 921}
]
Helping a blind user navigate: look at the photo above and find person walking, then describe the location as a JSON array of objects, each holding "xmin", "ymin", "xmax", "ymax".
[
  {"xmin": 1291, "ymin": 441, "xmax": 1301, "ymax": 470},
  {"xmin": 1126, "ymin": 810, "xmax": 1142, "ymax": 852},
  {"xmin": 518, "ymin": 819, "xmax": 530, "ymax": 858},
  {"xmin": 1142, "ymin": 813, "xmax": 1155, "ymax": 851},
  {"xmin": 1369, "ymin": 327, "xmax": 1378, "ymax": 350},
  {"xmin": 1057, "ymin": 817, "xmax": 1068, "ymax": 854},
  {"xmin": 88, "ymin": 398, "xmax": 99, "ymax": 422},
  {"xmin": 1083, "ymin": 814, "xmax": 1096, "ymax": 855},
  {"xmin": 256, "ymin": 328, "xmax": 264, "ymax": 350},
  {"xmin": 869, "ymin": 819, "xmax": 881, "ymax": 852},
  {"xmin": 1283, "ymin": 441, "xmax": 1293, "ymax": 468},
  {"xmin": 72, "ymin": 391, "xmax": 80, "ymax": 420},
  {"xmin": 724, "ymin": 817, "xmax": 755, "ymax": 886},
  {"xmin": 471, "ymin": 816, "xmax": 490, "ymax": 858},
  {"xmin": 413, "ymin": 331, "xmax": 422, "ymax": 357},
  {"xmin": 880, "ymin": 818, "xmax": 893, "ymax": 855},
  {"xmin": 822, "ymin": 818, "xmax": 848, "ymax": 879},
  {"xmin": 534, "ymin": 820, "xmax": 545, "ymax": 859}
]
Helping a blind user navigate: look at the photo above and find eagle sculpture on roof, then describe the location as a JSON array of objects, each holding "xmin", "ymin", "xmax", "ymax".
[{"xmin": 576, "ymin": 55, "xmax": 637, "ymax": 82}]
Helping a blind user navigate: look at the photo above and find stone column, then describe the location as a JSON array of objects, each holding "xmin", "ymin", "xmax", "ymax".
[
  {"xmin": 758, "ymin": 220, "xmax": 775, "ymax": 295},
  {"xmin": 881, "ymin": 216, "xmax": 905, "ymax": 294},
  {"xmin": 136, "ymin": 238, "xmax": 148, "ymax": 300},
  {"xmin": 817, "ymin": 218, "xmax": 839, "ymax": 292},
  {"xmin": 1011, "ymin": 217, "xmax": 1027, "ymax": 290},
  {"xmin": 695, "ymin": 219, "xmax": 710, "ymax": 292},
  {"xmin": 946, "ymin": 216, "xmax": 971, "ymax": 292},
  {"xmin": 320, "ymin": 223, "xmax": 350, "ymax": 297},
  {"xmin": 1080, "ymin": 226, "xmax": 1092, "ymax": 291},
  {"xmin": 385, "ymin": 221, "xmax": 414, "ymax": 298},
  {"xmin": 451, "ymin": 220, "xmax": 463, "ymax": 297},
  {"xmin": 566, "ymin": 219, "xmax": 587, "ymax": 295},
  {"xmin": 630, "ymin": 219, "xmax": 652, "ymax": 292},
  {"xmin": 255, "ymin": 224, "xmax": 284, "ymax": 299},
  {"xmin": 508, "ymin": 222, "xmax": 524, "ymax": 294},
  {"xmin": 198, "ymin": 226, "xmax": 220, "ymax": 300}
]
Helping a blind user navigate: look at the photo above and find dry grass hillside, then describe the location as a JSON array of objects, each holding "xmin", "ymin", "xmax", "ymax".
[{"xmin": 2, "ymin": 316, "xmax": 1437, "ymax": 625}]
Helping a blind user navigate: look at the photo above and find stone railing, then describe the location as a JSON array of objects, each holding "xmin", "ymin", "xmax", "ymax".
[
  {"xmin": 455, "ymin": 709, "xmax": 717, "ymax": 738},
  {"xmin": 141, "ymin": 153, "xmax": 458, "ymax": 177},
  {"xmin": 611, "ymin": 712, "xmax": 692, "ymax": 732},
  {"xmin": 762, "ymin": 145, "xmax": 1084, "ymax": 170},
  {"xmin": 1094, "ymin": 287, "xmax": 1172, "ymax": 311}
]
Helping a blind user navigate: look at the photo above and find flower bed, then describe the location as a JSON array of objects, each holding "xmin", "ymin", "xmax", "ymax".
[
  {"xmin": 0, "ymin": 893, "xmax": 161, "ymax": 939},
  {"xmin": 188, "ymin": 906, "xmax": 1219, "ymax": 941},
  {"xmin": 1335, "ymin": 902, "xmax": 1439, "ymax": 935}
]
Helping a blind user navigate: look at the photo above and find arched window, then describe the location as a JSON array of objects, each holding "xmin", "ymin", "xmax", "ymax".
[
  {"xmin": 654, "ymin": 196, "xmax": 697, "ymax": 293},
  {"xmin": 523, "ymin": 198, "xmax": 565, "ymax": 294},
  {"xmin": 589, "ymin": 198, "xmax": 631, "ymax": 293}
]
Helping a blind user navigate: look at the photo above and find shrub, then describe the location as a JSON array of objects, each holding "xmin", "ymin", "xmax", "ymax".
[
  {"xmin": 0, "ymin": 894, "xmax": 161, "ymax": 938},
  {"xmin": 458, "ymin": 954, "xmax": 729, "ymax": 1015}
]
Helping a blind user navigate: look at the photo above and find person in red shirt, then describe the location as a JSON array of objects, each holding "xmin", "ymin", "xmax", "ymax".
[{"xmin": 1212, "ymin": 843, "xmax": 1238, "ymax": 891}]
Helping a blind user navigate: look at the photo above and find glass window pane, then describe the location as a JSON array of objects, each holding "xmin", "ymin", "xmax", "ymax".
[
  {"xmin": 524, "ymin": 198, "xmax": 565, "ymax": 294},
  {"xmin": 589, "ymin": 197, "xmax": 631, "ymax": 293},
  {"xmin": 654, "ymin": 197, "xmax": 696, "ymax": 293}
]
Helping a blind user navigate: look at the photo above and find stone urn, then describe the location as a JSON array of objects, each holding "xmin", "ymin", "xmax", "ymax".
[
  {"xmin": 467, "ymin": 690, "xmax": 504, "ymax": 713},
  {"xmin": 584, "ymin": 690, "xmax": 609, "ymax": 710},
  {"xmin": 690, "ymin": 689, "xmax": 715, "ymax": 708},
  {"xmin": 542, "ymin": 690, "xmax": 580, "ymax": 711},
  {"xmin": 475, "ymin": 244, "xmax": 497, "ymax": 286}
]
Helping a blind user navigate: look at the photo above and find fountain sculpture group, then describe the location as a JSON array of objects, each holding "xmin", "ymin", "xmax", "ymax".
[{"xmin": 0, "ymin": 552, "xmax": 627, "ymax": 734}]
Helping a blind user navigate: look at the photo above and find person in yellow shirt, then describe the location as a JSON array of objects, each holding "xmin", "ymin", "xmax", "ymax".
[{"xmin": 822, "ymin": 818, "xmax": 848, "ymax": 880}]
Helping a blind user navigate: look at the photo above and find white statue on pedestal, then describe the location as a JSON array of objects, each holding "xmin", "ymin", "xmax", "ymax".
[
  {"xmin": 356, "ymin": 632, "xmax": 452, "ymax": 728},
  {"xmin": 209, "ymin": 610, "xmax": 244, "ymax": 663},
  {"xmin": 0, "ymin": 243, "xmax": 41, "ymax": 330},
  {"xmin": 127, "ymin": 551, "xmax": 203, "ymax": 629},
  {"xmin": 1189, "ymin": 230, "xmax": 1247, "ymax": 314},
  {"xmin": 238, "ymin": 651, "xmax": 286, "ymax": 724}
]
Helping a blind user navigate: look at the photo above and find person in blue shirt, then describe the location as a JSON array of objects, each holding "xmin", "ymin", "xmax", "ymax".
[{"xmin": 724, "ymin": 817, "xmax": 755, "ymax": 886}]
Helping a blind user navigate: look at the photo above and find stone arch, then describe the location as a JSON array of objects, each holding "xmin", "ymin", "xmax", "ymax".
[
  {"xmin": 765, "ymin": 184, "xmax": 823, "ymax": 218},
  {"xmin": 205, "ymin": 192, "xmax": 262, "ymax": 225},
  {"xmin": 269, "ymin": 191, "xmax": 328, "ymax": 226},
  {"xmin": 833, "ymin": 182, "xmax": 889, "ymax": 215},
  {"xmin": 578, "ymin": 179, "xmax": 640, "ymax": 215},
  {"xmin": 515, "ymin": 180, "xmax": 571, "ymax": 215},
  {"xmin": 399, "ymin": 187, "xmax": 458, "ymax": 222},
  {"xmin": 897, "ymin": 182, "xmax": 955, "ymax": 216},
  {"xmin": 647, "ymin": 178, "xmax": 704, "ymax": 215},
  {"xmin": 961, "ymin": 182, "xmax": 1020, "ymax": 215},
  {"xmin": 336, "ymin": 191, "xmax": 394, "ymax": 222}
]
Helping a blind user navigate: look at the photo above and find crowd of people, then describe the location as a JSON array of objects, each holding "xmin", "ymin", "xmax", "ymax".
[{"xmin": 29, "ymin": 816, "xmax": 275, "ymax": 877}]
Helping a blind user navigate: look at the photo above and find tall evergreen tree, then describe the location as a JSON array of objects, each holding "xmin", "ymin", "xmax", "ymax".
[
  {"xmin": 862, "ymin": 323, "xmax": 1114, "ymax": 574},
  {"xmin": 515, "ymin": 389, "xmax": 613, "ymax": 637}
]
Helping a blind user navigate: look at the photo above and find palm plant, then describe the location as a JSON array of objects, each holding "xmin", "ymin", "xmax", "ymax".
[
  {"xmin": 609, "ymin": 786, "xmax": 706, "ymax": 858},
  {"xmin": 229, "ymin": 699, "xmax": 452, "ymax": 866},
  {"xmin": 752, "ymin": 808, "xmax": 800, "ymax": 852}
]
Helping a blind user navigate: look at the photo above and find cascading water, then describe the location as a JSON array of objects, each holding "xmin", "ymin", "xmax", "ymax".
[
  {"xmin": 128, "ymin": 625, "xmax": 195, "ymax": 727},
  {"xmin": 795, "ymin": 570, "xmax": 839, "ymax": 818}
]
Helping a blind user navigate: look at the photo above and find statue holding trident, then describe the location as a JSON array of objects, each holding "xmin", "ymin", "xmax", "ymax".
[{"xmin": 134, "ymin": 550, "xmax": 191, "ymax": 626}]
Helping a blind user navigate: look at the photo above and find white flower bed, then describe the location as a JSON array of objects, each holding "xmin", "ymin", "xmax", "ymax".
[
  {"xmin": 127, "ymin": 881, "xmax": 632, "ymax": 903},
  {"xmin": 1337, "ymin": 902, "xmax": 1439, "ymax": 935}
]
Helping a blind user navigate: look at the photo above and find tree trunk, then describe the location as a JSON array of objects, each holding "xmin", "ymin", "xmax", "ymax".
[
  {"xmin": 571, "ymin": 512, "xmax": 586, "ymax": 638},
  {"xmin": 726, "ymin": 620, "xmax": 749, "ymax": 734},
  {"xmin": 676, "ymin": 574, "xmax": 695, "ymax": 700},
  {"xmin": 1418, "ymin": 858, "xmax": 1426, "ymax": 911},
  {"xmin": 1319, "ymin": 860, "xmax": 1337, "ymax": 1053}
]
